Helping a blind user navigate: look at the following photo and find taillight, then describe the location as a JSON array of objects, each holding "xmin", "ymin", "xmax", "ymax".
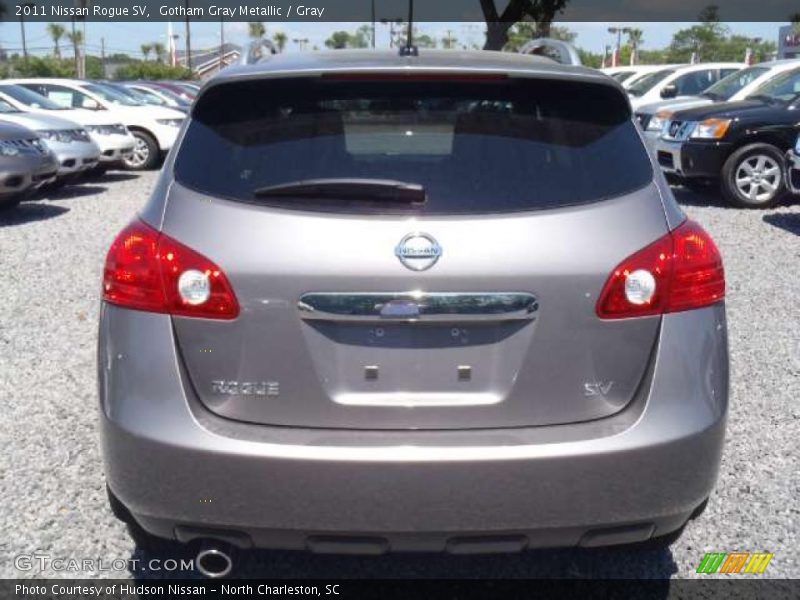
[
  {"xmin": 596, "ymin": 220, "xmax": 724, "ymax": 319},
  {"xmin": 103, "ymin": 220, "xmax": 239, "ymax": 319}
]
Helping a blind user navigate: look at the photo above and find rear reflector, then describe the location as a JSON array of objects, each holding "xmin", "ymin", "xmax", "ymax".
[
  {"xmin": 596, "ymin": 220, "xmax": 724, "ymax": 319},
  {"xmin": 102, "ymin": 219, "xmax": 239, "ymax": 319}
]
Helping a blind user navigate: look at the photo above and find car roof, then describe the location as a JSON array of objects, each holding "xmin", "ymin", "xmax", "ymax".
[
  {"xmin": 212, "ymin": 49, "xmax": 611, "ymax": 86},
  {"xmin": 6, "ymin": 78, "xmax": 89, "ymax": 87}
]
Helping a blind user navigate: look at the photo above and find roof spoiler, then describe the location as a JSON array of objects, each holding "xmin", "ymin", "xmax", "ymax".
[
  {"xmin": 240, "ymin": 40, "xmax": 278, "ymax": 66},
  {"xmin": 519, "ymin": 38, "xmax": 582, "ymax": 66}
]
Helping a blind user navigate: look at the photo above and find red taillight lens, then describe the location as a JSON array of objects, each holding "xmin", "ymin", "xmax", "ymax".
[
  {"xmin": 596, "ymin": 220, "xmax": 724, "ymax": 319},
  {"xmin": 103, "ymin": 220, "xmax": 239, "ymax": 319}
]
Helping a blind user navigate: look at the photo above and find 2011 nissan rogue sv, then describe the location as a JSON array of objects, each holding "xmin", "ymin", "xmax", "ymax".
[{"xmin": 99, "ymin": 50, "xmax": 729, "ymax": 573}]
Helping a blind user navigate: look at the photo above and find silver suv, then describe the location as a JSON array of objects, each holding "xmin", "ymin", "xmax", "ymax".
[{"xmin": 99, "ymin": 50, "xmax": 729, "ymax": 572}]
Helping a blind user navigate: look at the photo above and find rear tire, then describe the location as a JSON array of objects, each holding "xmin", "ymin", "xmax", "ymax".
[
  {"xmin": 721, "ymin": 143, "xmax": 785, "ymax": 208},
  {"xmin": 123, "ymin": 130, "xmax": 160, "ymax": 171}
]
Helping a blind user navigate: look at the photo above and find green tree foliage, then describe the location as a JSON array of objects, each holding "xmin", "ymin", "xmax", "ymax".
[
  {"xmin": 140, "ymin": 44, "xmax": 152, "ymax": 61},
  {"xmin": 152, "ymin": 42, "xmax": 166, "ymax": 63},
  {"xmin": 46, "ymin": 23, "xmax": 66, "ymax": 59},
  {"xmin": 112, "ymin": 62, "xmax": 193, "ymax": 81},
  {"xmin": 503, "ymin": 22, "xmax": 576, "ymax": 51},
  {"xmin": 324, "ymin": 29, "xmax": 370, "ymax": 49},
  {"xmin": 273, "ymin": 31, "xmax": 288, "ymax": 52},
  {"xmin": 10, "ymin": 56, "xmax": 74, "ymax": 77},
  {"xmin": 480, "ymin": 0, "xmax": 569, "ymax": 50},
  {"xmin": 248, "ymin": 22, "xmax": 266, "ymax": 39}
]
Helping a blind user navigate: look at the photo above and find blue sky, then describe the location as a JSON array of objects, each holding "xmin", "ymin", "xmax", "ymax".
[{"xmin": 0, "ymin": 21, "xmax": 788, "ymax": 58}]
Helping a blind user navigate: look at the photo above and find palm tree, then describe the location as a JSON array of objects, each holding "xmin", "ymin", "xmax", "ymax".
[
  {"xmin": 152, "ymin": 42, "xmax": 166, "ymax": 63},
  {"xmin": 627, "ymin": 28, "xmax": 644, "ymax": 65},
  {"xmin": 47, "ymin": 23, "xmax": 66, "ymax": 59},
  {"xmin": 140, "ymin": 43, "xmax": 152, "ymax": 61},
  {"xmin": 273, "ymin": 31, "xmax": 288, "ymax": 52},
  {"xmin": 248, "ymin": 22, "xmax": 265, "ymax": 40},
  {"xmin": 67, "ymin": 30, "xmax": 83, "ymax": 74}
]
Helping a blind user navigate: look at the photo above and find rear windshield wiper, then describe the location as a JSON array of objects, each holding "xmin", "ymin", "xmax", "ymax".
[{"xmin": 253, "ymin": 178, "xmax": 427, "ymax": 204}]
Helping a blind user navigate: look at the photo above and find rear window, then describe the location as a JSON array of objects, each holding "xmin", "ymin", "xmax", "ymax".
[{"xmin": 175, "ymin": 76, "xmax": 652, "ymax": 214}]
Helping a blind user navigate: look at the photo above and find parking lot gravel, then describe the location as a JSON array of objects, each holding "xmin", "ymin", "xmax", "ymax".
[{"xmin": 0, "ymin": 172, "xmax": 798, "ymax": 579}]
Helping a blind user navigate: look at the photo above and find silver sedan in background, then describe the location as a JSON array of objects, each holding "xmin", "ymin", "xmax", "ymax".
[
  {"xmin": 0, "ymin": 121, "xmax": 58, "ymax": 209},
  {"xmin": 0, "ymin": 98, "xmax": 100, "ymax": 182}
]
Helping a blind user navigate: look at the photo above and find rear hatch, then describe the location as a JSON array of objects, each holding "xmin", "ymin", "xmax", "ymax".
[{"xmin": 164, "ymin": 72, "xmax": 668, "ymax": 430}]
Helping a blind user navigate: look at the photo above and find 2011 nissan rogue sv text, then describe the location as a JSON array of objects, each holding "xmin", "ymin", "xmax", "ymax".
[{"xmin": 99, "ymin": 50, "xmax": 729, "ymax": 571}]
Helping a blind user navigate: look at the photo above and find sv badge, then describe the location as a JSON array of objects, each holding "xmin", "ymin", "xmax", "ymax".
[{"xmin": 584, "ymin": 381, "xmax": 614, "ymax": 397}]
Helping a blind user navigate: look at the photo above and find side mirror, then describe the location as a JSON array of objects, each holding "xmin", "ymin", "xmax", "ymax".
[{"xmin": 661, "ymin": 84, "xmax": 678, "ymax": 99}]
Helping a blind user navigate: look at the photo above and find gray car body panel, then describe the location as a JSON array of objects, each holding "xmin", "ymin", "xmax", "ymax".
[
  {"xmin": 100, "ymin": 51, "xmax": 726, "ymax": 550},
  {"xmin": 100, "ymin": 303, "xmax": 727, "ymax": 547}
]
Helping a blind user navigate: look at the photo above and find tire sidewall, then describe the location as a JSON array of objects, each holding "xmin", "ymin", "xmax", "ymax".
[
  {"xmin": 124, "ymin": 131, "xmax": 159, "ymax": 171},
  {"xmin": 722, "ymin": 143, "xmax": 785, "ymax": 208}
]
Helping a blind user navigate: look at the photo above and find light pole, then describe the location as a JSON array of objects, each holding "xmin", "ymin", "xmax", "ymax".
[
  {"xmin": 607, "ymin": 26, "xmax": 631, "ymax": 68},
  {"xmin": 292, "ymin": 37, "xmax": 309, "ymax": 51},
  {"xmin": 380, "ymin": 18, "xmax": 402, "ymax": 48}
]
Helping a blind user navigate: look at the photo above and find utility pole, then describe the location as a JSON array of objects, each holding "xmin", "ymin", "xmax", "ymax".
[
  {"xmin": 184, "ymin": 0, "xmax": 192, "ymax": 73},
  {"xmin": 219, "ymin": 19, "xmax": 224, "ymax": 72},
  {"xmin": 19, "ymin": 2, "xmax": 34, "ymax": 59},
  {"xmin": 444, "ymin": 30, "xmax": 454, "ymax": 49},
  {"xmin": 101, "ymin": 37, "xmax": 106, "ymax": 78},
  {"xmin": 370, "ymin": 0, "xmax": 375, "ymax": 49},
  {"xmin": 292, "ymin": 38, "xmax": 309, "ymax": 51}
]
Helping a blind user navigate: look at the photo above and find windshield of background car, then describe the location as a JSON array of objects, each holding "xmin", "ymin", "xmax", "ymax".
[
  {"xmin": 175, "ymin": 74, "xmax": 652, "ymax": 214},
  {"xmin": 82, "ymin": 83, "xmax": 142, "ymax": 106},
  {"xmin": 747, "ymin": 67, "xmax": 800, "ymax": 102},
  {"xmin": 611, "ymin": 72, "xmax": 635, "ymax": 83},
  {"xmin": 627, "ymin": 69, "xmax": 675, "ymax": 96},
  {"xmin": 0, "ymin": 99, "xmax": 22, "ymax": 113},
  {"xmin": 705, "ymin": 66, "xmax": 769, "ymax": 99},
  {"xmin": 175, "ymin": 76, "xmax": 652, "ymax": 215},
  {"xmin": 0, "ymin": 85, "xmax": 66, "ymax": 110}
]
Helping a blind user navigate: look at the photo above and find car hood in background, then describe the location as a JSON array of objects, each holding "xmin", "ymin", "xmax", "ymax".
[
  {"xmin": 636, "ymin": 96, "xmax": 714, "ymax": 116},
  {"xmin": 0, "ymin": 120, "xmax": 39, "ymax": 140},
  {"xmin": 670, "ymin": 99, "xmax": 787, "ymax": 121},
  {"xmin": 0, "ymin": 111, "xmax": 83, "ymax": 131}
]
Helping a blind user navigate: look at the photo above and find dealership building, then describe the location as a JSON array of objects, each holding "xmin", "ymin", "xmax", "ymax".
[{"xmin": 778, "ymin": 25, "xmax": 800, "ymax": 59}]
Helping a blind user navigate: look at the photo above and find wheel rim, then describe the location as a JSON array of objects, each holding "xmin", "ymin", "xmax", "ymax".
[
  {"xmin": 125, "ymin": 136, "xmax": 150, "ymax": 168},
  {"xmin": 734, "ymin": 154, "xmax": 781, "ymax": 203}
]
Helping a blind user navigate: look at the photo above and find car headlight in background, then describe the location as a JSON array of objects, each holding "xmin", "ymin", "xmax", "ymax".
[
  {"xmin": 86, "ymin": 124, "xmax": 129, "ymax": 136},
  {"xmin": 38, "ymin": 129, "xmax": 75, "ymax": 144},
  {"xmin": 156, "ymin": 118, "xmax": 183, "ymax": 127},
  {"xmin": 690, "ymin": 118, "xmax": 732, "ymax": 140},
  {"xmin": 647, "ymin": 110, "xmax": 673, "ymax": 132},
  {"xmin": 0, "ymin": 141, "xmax": 20, "ymax": 156}
]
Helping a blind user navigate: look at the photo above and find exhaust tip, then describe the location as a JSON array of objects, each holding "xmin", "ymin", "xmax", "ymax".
[{"xmin": 196, "ymin": 545, "xmax": 233, "ymax": 578}]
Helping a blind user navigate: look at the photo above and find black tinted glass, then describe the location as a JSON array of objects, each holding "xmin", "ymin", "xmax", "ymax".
[{"xmin": 175, "ymin": 77, "xmax": 652, "ymax": 214}]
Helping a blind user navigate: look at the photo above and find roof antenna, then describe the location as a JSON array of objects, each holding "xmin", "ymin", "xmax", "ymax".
[{"xmin": 398, "ymin": 0, "xmax": 418, "ymax": 56}]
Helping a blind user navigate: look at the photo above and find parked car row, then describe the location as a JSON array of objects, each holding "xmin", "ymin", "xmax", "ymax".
[
  {"xmin": 0, "ymin": 77, "xmax": 197, "ymax": 209},
  {"xmin": 611, "ymin": 59, "xmax": 800, "ymax": 207}
]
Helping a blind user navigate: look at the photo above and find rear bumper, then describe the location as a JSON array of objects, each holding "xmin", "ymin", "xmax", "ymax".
[
  {"xmin": 654, "ymin": 139, "xmax": 730, "ymax": 179},
  {"xmin": 99, "ymin": 304, "xmax": 728, "ymax": 552},
  {"xmin": 91, "ymin": 133, "xmax": 136, "ymax": 164}
]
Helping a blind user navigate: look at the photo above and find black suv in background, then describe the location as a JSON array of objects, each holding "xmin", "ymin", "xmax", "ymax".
[{"xmin": 654, "ymin": 66, "xmax": 800, "ymax": 208}]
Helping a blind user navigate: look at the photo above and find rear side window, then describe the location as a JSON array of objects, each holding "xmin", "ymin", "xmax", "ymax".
[{"xmin": 176, "ymin": 76, "xmax": 652, "ymax": 214}]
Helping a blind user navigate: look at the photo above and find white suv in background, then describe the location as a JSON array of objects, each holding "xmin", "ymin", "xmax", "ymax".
[
  {"xmin": 627, "ymin": 63, "xmax": 744, "ymax": 110},
  {"xmin": 0, "ymin": 83, "xmax": 135, "ymax": 174},
  {"xmin": 7, "ymin": 78, "xmax": 184, "ymax": 170}
]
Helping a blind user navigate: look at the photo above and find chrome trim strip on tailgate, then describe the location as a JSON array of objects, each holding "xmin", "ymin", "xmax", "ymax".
[{"xmin": 298, "ymin": 292, "xmax": 539, "ymax": 323}]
